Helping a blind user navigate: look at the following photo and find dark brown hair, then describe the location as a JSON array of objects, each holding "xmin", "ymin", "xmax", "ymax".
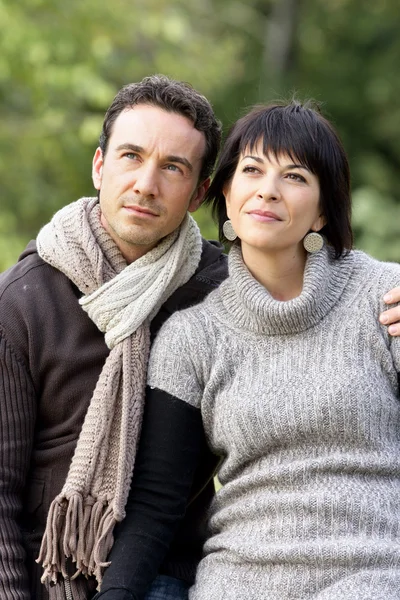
[{"xmin": 99, "ymin": 74, "xmax": 222, "ymax": 182}]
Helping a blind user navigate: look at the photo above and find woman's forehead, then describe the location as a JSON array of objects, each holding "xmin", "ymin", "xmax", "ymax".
[{"xmin": 239, "ymin": 142, "xmax": 305, "ymax": 165}]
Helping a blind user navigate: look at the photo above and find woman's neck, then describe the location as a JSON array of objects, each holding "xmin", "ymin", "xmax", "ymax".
[{"xmin": 241, "ymin": 243, "xmax": 307, "ymax": 301}]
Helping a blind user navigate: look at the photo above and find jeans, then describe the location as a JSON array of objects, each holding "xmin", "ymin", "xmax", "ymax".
[{"xmin": 144, "ymin": 575, "xmax": 190, "ymax": 600}]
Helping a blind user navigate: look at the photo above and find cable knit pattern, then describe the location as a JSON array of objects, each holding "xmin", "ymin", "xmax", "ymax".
[
  {"xmin": 36, "ymin": 197, "xmax": 203, "ymax": 587},
  {"xmin": 148, "ymin": 245, "xmax": 400, "ymax": 599}
]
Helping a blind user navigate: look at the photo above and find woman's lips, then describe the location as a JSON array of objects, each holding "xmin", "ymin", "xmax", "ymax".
[{"xmin": 248, "ymin": 210, "xmax": 282, "ymax": 222}]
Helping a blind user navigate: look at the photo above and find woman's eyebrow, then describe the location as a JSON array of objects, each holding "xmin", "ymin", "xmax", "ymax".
[
  {"xmin": 239, "ymin": 155, "xmax": 311, "ymax": 172},
  {"xmin": 286, "ymin": 163, "xmax": 311, "ymax": 172},
  {"xmin": 240, "ymin": 155, "xmax": 264, "ymax": 164}
]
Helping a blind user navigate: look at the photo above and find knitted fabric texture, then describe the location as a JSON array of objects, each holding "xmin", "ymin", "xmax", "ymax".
[
  {"xmin": 36, "ymin": 197, "xmax": 203, "ymax": 587},
  {"xmin": 148, "ymin": 245, "xmax": 400, "ymax": 599}
]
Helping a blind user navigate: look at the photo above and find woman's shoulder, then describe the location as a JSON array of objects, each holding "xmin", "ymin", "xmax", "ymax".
[
  {"xmin": 148, "ymin": 290, "xmax": 220, "ymax": 406},
  {"xmin": 151, "ymin": 287, "xmax": 220, "ymax": 354},
  {"xmin": 351, "ymin": 249, "xmax": 400, "ymax": 287},
  {"xmin": 347, "ymin": 250, "xmax": 400, "ymax": 318}
]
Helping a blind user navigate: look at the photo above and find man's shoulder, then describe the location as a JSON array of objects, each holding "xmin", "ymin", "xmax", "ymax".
[
  {"xmin": 0, "ymin": 241, "xmax": 69, "ymax": 303},
  {"xmin": 0, "ymin": 241, "xmax": 77, "ymax": 333},
  {"xmin": 150, "ymin": 239, "xmax": 227, "ymax": 338},
  {"xmin": 172, "ymin": 238, "xmax": 227, "ymax": 300},
  {"xmin": 0, "ymin": 241, "xmax": 45, "ymax": 297},
  {"xmin": 192, "ymin": 238, "xmax": 228, "ymax": 289}
]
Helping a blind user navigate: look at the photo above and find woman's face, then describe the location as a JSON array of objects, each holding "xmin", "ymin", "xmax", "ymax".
[{"xmin": 224, "ymin": 143, "xmax": 326, "ymax": 259}]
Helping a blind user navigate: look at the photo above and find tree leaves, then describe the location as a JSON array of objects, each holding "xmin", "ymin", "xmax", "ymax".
[{"xmin": 1, "ymin": 0, "xmax": 399, "ymax": 269}]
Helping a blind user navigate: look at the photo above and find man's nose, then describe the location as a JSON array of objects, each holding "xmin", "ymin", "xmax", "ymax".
[{"xmin": 132, "ymin": 164, "xmax": 159, "ymax": 198}]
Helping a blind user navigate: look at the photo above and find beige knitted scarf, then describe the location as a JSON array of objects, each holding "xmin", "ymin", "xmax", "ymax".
[{"xmin": 35, "ymin": 197, "xmax": 203, "ymax": 586}]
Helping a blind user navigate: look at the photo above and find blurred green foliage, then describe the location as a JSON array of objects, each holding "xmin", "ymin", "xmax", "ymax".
[{"xmin": 1, "ymin": 0, "xmax": 400, "ymax": 271}]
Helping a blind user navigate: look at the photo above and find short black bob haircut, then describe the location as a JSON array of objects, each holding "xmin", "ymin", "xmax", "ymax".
[{"xmin": 205, "ymin": 100, "xmax": 353, "ymax": 258}]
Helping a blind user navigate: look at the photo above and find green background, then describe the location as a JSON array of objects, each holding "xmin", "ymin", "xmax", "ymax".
[{"xmin": 1, "ymin": 0, "xmax": 400, "ymax": 271}]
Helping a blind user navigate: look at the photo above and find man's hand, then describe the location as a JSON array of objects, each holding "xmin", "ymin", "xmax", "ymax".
[{"xmin": 380, "ymin": 287, "xmax": 400, "ymax": 335}]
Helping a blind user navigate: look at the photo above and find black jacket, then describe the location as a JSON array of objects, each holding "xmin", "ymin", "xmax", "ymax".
[{"xmin": 0, "ymin": 238, "xmax": 227, "ymax": 600}]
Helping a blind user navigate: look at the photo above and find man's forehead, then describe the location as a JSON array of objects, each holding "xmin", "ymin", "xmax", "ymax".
[{"xmin": 109, "ymin": 105, "xmax": 206, "ymax": 158}]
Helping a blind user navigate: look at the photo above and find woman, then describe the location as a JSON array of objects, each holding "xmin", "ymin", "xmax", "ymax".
[{"xmin": 96, "ymin": 100, "xmax": 400, "ymax": 599}]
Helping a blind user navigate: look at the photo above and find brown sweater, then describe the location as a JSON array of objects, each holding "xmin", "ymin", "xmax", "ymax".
[{"xmin": 0, "ymin": 239, "xmax": 227, "ymax": 600}]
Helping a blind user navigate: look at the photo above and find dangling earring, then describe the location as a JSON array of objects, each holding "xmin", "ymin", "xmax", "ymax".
[
  {"xmin": 303, "ymin": 231, "xmax": 324, "ymax": 253},
  {"xmin": 223, "ymin": 219, "xmax": 237, "ymax": 242}
]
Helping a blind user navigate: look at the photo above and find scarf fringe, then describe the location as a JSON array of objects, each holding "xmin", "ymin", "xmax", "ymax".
[{"xmin": 37, "ymin": 493, "xmax": 116, "ymax": 587}]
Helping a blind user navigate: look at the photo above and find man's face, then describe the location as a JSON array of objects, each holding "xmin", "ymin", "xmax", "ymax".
[{"xmin": 92, "ymin": 104, "xmax": 209, "ymax": 263}]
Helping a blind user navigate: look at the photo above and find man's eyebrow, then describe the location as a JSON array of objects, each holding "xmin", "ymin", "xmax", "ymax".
[
  {"xmin": 166, "ymin": 155, "xmax": 193, "ymax": 172},
  {"xmin": 115, "ymin": 143, "xmax": 143, "ymax": 153}
]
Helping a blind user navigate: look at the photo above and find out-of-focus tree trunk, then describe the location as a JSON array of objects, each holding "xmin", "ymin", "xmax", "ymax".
[{"xmin": 263, "ymin": 0, "xmax": 301, "ymax": 81}]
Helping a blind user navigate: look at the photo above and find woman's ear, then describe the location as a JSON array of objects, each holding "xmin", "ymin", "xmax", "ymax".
[
  {"xmin": 223, "ymin": 183, "xmax": 232, "ymax": 218},
  {"xmin": 312, "ymin": 214, "xmax": 327, "ymax": 232}
]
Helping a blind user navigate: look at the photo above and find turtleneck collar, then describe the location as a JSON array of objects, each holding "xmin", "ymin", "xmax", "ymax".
[{"xmin": 216, "ymin": 244, "xmax": 355, "ymax": 335}]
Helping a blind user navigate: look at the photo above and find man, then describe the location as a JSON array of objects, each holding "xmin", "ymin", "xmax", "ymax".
[{"xmin": 0, "ymin": 75, "xmax": 226, "ymax": 600}]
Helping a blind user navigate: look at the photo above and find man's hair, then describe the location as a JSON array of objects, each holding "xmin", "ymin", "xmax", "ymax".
[
  {"xmin": 205, "ymin": 100, "xmax": 353, "ymax": 257},
  {"xmin": 99, "ymin": 74, "xmax": 222, "ymax": 182}
]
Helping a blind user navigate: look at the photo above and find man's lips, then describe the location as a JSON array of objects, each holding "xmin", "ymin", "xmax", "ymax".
[
  {"xmin": 247, "ymin": 210, "xmax": 282, "ymax": 222},
  {"xmin": 123, "ymin": 205, "xmax": 159, "ymax": 217}
]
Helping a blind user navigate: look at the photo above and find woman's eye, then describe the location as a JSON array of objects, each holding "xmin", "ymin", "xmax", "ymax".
[
  {"xmin": 243, "ymin": 166, "xmax": 259, "ymax": 174},
  {"xmin": 287, "ymin": 172, "xmax": 306, "ymax": 182}
]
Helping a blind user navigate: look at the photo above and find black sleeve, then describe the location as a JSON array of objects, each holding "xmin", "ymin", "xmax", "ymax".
[
  {"xmin": 94, "ymin": 386, "xmax": 205, "ymax": 600},
  {"xmin": 0, "ymin": 332, "xmax": 36, "ymax": 600}
]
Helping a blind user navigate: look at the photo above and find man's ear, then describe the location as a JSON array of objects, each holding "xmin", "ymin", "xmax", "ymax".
[
  {"xmin": 188, "ymin": 178, "xmax": 211, "ymax": 212},
  {"xmin": 92, "ymin": 147, "xmax": 104, "ymax": 190}
]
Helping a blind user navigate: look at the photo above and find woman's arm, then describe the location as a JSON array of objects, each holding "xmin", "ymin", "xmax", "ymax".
[{"xmin": 94, "ymin": 386, "xmax": 205, "ymax": 600}]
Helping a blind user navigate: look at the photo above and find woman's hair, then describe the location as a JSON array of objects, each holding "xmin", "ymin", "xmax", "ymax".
[{"xmin": 205, "ymin": 100, "xmax": 353, "ymax": 257}]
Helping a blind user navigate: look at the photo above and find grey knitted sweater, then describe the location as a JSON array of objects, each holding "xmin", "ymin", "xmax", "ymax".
[{"xmin": 146, "ymin": 245, "xmax": 400, "ymax": 600}]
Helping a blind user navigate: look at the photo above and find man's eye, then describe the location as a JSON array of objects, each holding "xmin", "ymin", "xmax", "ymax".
[
  {"xmin": 166, "ymin": 164, "xmax": 182, "ymax": 173},
  {"xmin": 124, "ymin": 152, "xmax": 139, "ymax": 160}
]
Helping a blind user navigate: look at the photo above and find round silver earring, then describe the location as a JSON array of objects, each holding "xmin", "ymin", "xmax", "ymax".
[
  {"xmin": 303, "ymin": 231, "xmax": 324, "ymax": 253},
  {"xmin": 223, "ymin": 219, "xmax": 237, "ymax": 242}
]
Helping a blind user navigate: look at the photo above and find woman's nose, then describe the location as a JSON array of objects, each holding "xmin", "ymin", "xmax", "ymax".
[{"xmin": 257, "ymin": 175, "xmax": 281, "ymax": 201}]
